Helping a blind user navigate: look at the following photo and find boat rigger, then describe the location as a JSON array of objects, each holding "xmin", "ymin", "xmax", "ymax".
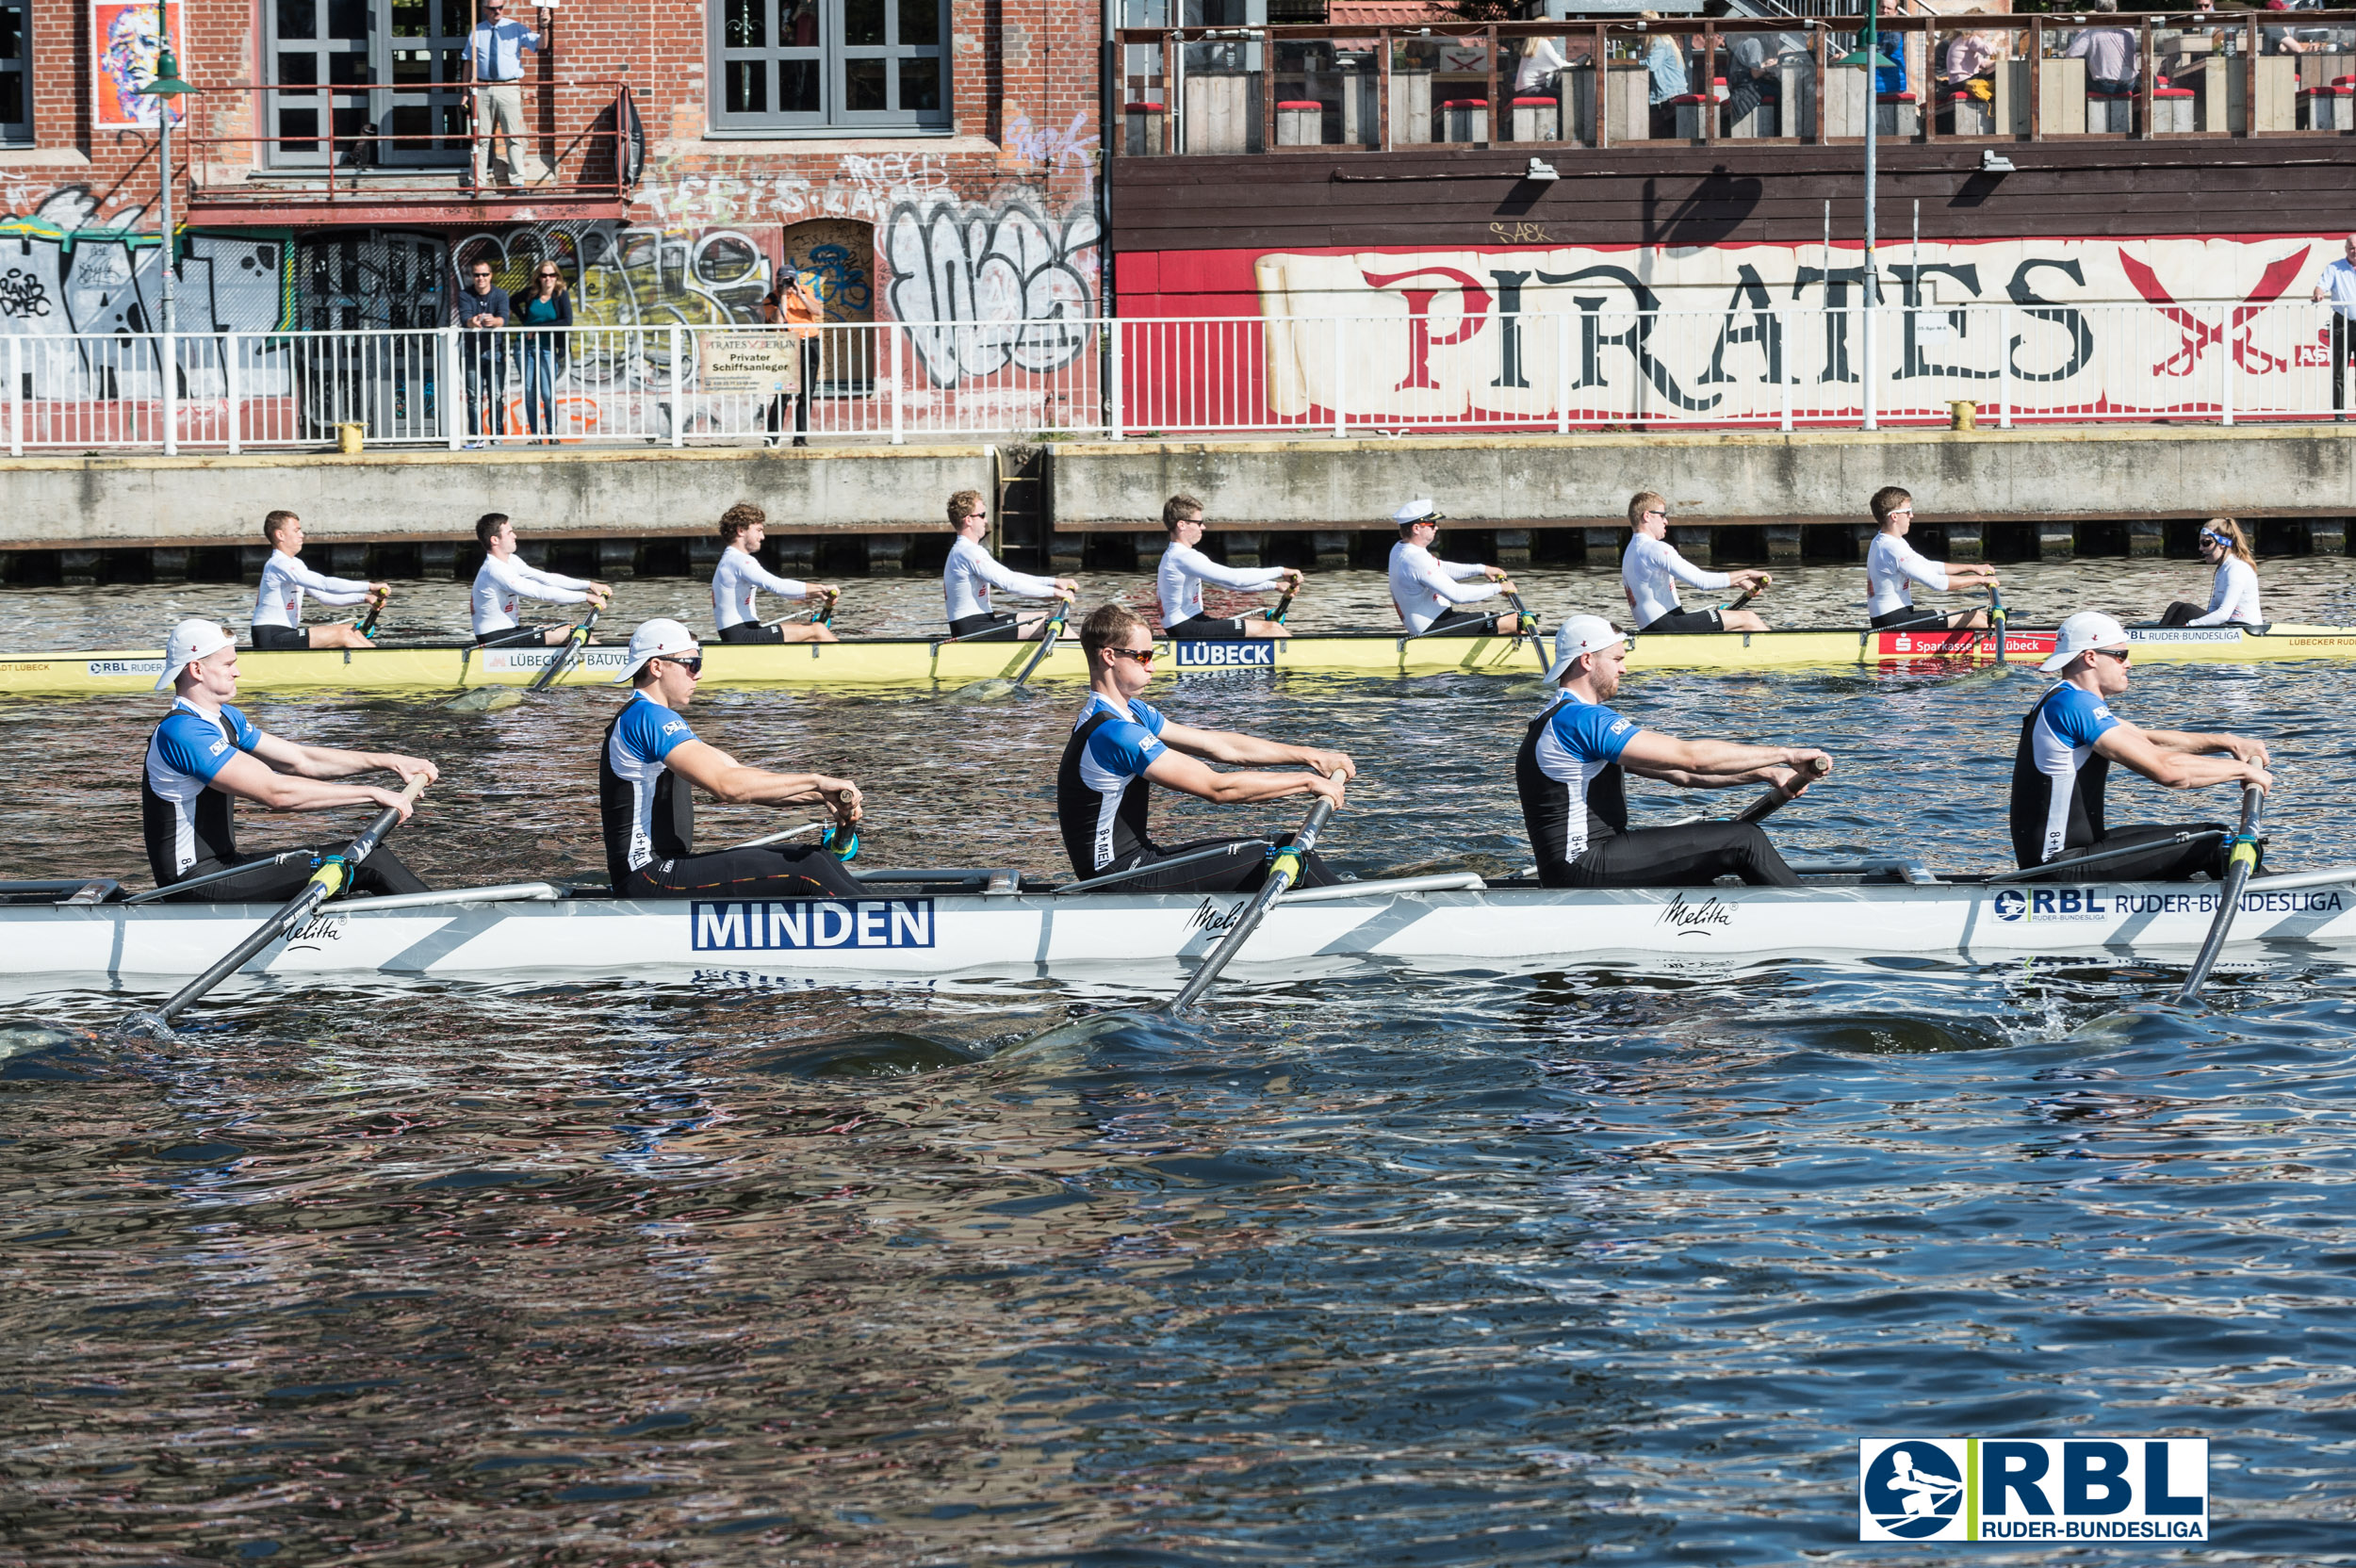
[{"xmin": 7, "ymin": 622, "xmax": 2356, "ymax": 697}]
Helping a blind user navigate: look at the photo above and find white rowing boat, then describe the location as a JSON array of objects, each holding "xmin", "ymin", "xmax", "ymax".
[{"xmin": 4, "ymin": 863, "xmax": 2351, "ymax": 987}]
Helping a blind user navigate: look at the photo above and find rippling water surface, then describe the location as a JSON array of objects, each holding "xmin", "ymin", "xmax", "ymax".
[{"xmin": 5, "ymin": 564, "xmax": 2356, "ymax": 1564}]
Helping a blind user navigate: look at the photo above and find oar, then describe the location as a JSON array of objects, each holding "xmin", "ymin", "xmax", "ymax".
[
  {"xmin": 1161, "ymin": 795, "xmax": 1335, "ymax": 1014},
  {"xmin": 119, "ymin": 776, "xmax": 429, "ymax": 1037},
  {"xmin": 1988, "ymin": 583, "xmax": 2008, "ymax": 664},
  {"xmin": 2175, "ymin": 784, "xmax": 2265, "ymax": 1006},
  {"xmin": 729, "ymin": 819, "xmax": 826, "ymax": 851},
  {"xmin": 1264, "ymin": 580, "xmax": 1298, "ymax": 626},
  {"xmin": 1500, "ymin": 588, "xmax": 1546, "ymax": 672},
  {"xmin": 356, "ymin": 591, "xmax": 385, "ymax": 640},
  {"xmin": 525, "ymin": 603, "xmax": 601, "ymax": 694},
  {"xmin": 122, "ymin": 849, "xmax": 313, "ymax": 905},
  {"xmin": 1736, "ymin": 755, "xmax": 1831, "ymax": 825},
  {"xmin": 1011, "ymin": 600, "xmax": 1072, "ymax": 689}
]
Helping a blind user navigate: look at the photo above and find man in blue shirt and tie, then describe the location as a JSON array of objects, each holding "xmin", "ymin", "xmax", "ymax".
[{"xmin": 468, "ymin": 0, "xmax": 544, "ymax": 188}]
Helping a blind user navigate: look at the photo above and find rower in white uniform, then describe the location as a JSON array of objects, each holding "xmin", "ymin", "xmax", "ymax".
[
  {"xmin": 2156, "ymin": 517, "xmax": 2263, "ymax": 628},
  {"xmin": 471, "ymin": 513, "xmax": 611, "ymax": 646},
  {"xmin": 1518, "ymin": 615, "xmax": 1829, "ymax": 888},
  {"xmin": 1387, "ymin": 499, "xmax": 1518, "ymax": 636},
  {"xmin": 250, "ymin": 509, "xmax": 387, "ymax": 651},
  {"xmin": 143, "ymin": 618, "xmax": 436, "ymax": 901},
  {"xmin": 1865, "ymin": 486, "xmax": 2001, "ymax": 630},
  {"xmin": 1157, "ymin": 494, "xmax": 1301, "ymax": 640},
  {"xmin": 1056, "ymin": 603, "xmax": 1353, "ymax": 892},
  {"xmin": 2010, "ymin": 611, "xmax": 2272, "ymax": 881},
  {"xmin": 1621, "ymin": 491, "xmax": 1770, "ymax": 635},
  {"xmin": 711, "ymin": 502, "xmax": 839, "ymax": 645},
  {"xmin": 942, "ymin": 487, "xmax": 1075, "ymax": 641}
]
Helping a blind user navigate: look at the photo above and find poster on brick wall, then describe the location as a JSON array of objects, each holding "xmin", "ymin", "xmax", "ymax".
[{"xmin": 92, "ymin": 0, "xmax": 188, "ymax": 129}]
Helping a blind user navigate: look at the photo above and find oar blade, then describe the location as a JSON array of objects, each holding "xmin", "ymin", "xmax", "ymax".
[{"xmin": 442, "ymin": 685, "xmax": 522, "ymax": 713}]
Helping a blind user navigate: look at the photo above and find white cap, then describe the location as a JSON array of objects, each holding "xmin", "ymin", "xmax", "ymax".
[
  {"xmin": 613, "ymin": 617, "xmax": 700, "ymax": 683},
  {"xmin": 155, "ymin": 618, "xmax": 234, "ymax": 692},
  {"xmin": 2038, "ymin": 611, "xmax": 2130, "ymax": 673},
  {"xmin": 1544, "ymin": 613, "xmax": 1626, "ymax": 684},
  {"xmin": 1392, "ymin": 498, "xmax": 1444, "ymax": 528}
]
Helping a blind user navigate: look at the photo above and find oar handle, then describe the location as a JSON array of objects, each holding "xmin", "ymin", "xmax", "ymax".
[
  {"xmin": 1988, "ymin": 583, "xmax": 2008, "ymax": 664},
  {"xmin": 1736, "ymin": 754, "xmax": 1830, "ymax": 825},
  {"xmin": 1163, "ymin": 793, "xmax": 1335, "ymax": 1014},
  {"xmin": 525, "ymin": 604, "xmax": 600, "ymax": 693},
  {"xmin": 2174, "ymin": 783, "xmax": 2265, "ymax": 1006},
  {"xmin": 357, "ymin": 588, "xmax": 385, "ymax": 639},
  {"xmin": 1011, "ymin": 600, "xmax": 1071, "ymax": 688}
]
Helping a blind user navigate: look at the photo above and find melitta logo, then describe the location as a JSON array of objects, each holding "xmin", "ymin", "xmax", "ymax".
[
  {"xmin": 1859, "ymin": 1438, "xmax": 2207, "ymax": 1542},
  {"xmin": 1990, "ymin": 886, "xmax": 2107, "ymax": 923},
  {"xmin": 1171, "ymin": 640, "xmax": 1278, "ymax": 670}
]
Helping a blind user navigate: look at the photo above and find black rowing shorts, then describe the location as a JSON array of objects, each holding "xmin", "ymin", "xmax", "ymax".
[
  {"xmin": 1869, "ymin": 607, "xmax": 1953, "ymax": 631},
  {"xmin": 250, "ymin": 624, "xmax": 312, "ymax": 651},
  {"xmin": 948, "ymin": 612, "xmax": 1021, "ymax": 641},
  {"xmin": 1637, "ymin": 606, "xmax": 1726, "ymax": 636},
  {"xmin": 717, "ymin": 621, "xmax": 785, "ymax": 644},
  {"xmin": 476, "ymin": 624, "xmax": 549, "ymax": 645},
  {"xmin": 1418, "ymin": 607, "xmax": 1501, "ymax": 638},
  {"xmin": 1164, "ymin": 614, "xmax": 1251, "ymax": 641}
]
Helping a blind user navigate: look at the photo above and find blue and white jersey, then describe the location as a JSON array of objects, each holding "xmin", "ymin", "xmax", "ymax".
[
  {"xmin": 598, "ymin": 693, "xmax": 698, "ymax": 882},
  {"xmin": 1515, "ymin": 691, "xmax": 1637, "ymax": 867},
  {"xmin": 1055, "ymin": 691, "xmax": 1170, "ymax": 874},
  {"xmin": 142, "ymin": 697, "xmax": 266, "ymax": 880},
  {"xmin": 252, "ymin": 549, "xmax": 370, "ymax": 630},
  {"xmin": 2009, "ymin": 682, "xmax": 2120, "ymax": 867}
]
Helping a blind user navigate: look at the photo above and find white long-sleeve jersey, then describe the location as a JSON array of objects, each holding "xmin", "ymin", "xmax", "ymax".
[
  {"xmin": 2186, "ymin": 556, "xmax": 2262, "ymax": 626},
  {"xmin": 472, "ymin": 551, "xmax": 594, "ymax": 635},
  {"xmin": 943, "ymin": 534, "xmax": 1059, "ymax": 624},
  {"xmin": 1157, "ymin": 541, "xmax": 1287, "ymax": 626},
  {"xmin": 1865, "ymin": 532, "xmax": 1953, "ymax": 618},
  {"xmin": 711, "ymin": 545, "xmax": 810, "ymax": 630},
  {"xmin": 251, "ymin": 549, "xmax": 370, "ymax": 629},
  {"xmin": 1622, "ymin": 533, "xmax": 1730, "ymax": 628},
  {"xmin": 1388, "ymin": 540, "xmax": 1498, "ymax": 633}
]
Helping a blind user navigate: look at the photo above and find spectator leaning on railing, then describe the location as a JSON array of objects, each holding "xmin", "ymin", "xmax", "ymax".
[
  {"xmin": 455, "ymin": 258, "xmax": 512, "ymax": 448},
  {"xmin": 467, "ymin": 0, "xmax": 545, "ymax": 188},
  {"xmin": 760, "ymin": 270, "xmax": 825, "ymax": 449},
  {"xmin": 2065, "ymin": 0, "xmax": 2140, "ymax": 97},
  {"xmin": 515, "ymin": 262, "xmax": 573, "ymax": 445},
  {"xmin": 2314, "ymin": 232, "xmax": 2356, "ymax": 418}
]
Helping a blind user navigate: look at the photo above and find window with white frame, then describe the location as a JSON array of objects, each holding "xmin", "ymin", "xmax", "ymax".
[{"xmin": 711, "ymin": 0, "xmax": 950, "ymax": 134}]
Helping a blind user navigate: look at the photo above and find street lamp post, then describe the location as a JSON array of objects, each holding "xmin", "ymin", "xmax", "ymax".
[
  {"xmin": 1837, "ymin": 18, "xmax": 1896, "ymax": 433},
  {"xmin": 141, "ymin": 47, "xmax": 198, "ymax": 336}
]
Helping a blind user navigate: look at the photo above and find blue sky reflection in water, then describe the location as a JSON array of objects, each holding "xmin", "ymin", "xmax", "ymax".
[{"xmin": 3, "ymin": 569, "xmax": 2356, "ymax": 1562}]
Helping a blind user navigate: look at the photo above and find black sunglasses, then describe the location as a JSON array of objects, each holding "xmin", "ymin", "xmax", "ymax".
[
  {"xmin": 660, "ymin": 655, "xmax": 704, "ymax": 676},
  {"xmin": 1108, "ymin": 646, "xmax": 1156, "ymax": 665},
  {"xmin": 2092, "ymin": 647, "xmax": 2131, "ymax": 663}
]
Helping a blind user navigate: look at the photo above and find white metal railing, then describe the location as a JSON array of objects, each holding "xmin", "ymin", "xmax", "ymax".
[{"xmin": 4, "ymin": 302, "xmax": 2351, "ymax": 454}]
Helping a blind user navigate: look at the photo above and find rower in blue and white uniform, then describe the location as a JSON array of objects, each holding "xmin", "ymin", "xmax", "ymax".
[
  {"xmin": 1157, "ymin": 493, "xmax": 1300, "ymax": 641},
  {"xmin": 712, "ymin": 502, "xmax": 839, "ymax": 645},
  {"xmin": 143, "ymin": 618, "xmax": 435, "ymax": 900},
  {"xmin": 2009, "ymin": 611, "xmax": 2271, "ymax": 880},
  {"xmin": 1621, "ymin": 490, "xmax": 1770, "ymax": 634},
  {"xmin": 1865, "ymin": 485, "xmax": 2000, "ymax": 630},
  {"xmin": 472, "ymin": 512, "xmax": 611, "ymax": 646},
  {"xmin": 250, "ymin": 509, "xmax": 386, "ymax": 651},
  {"xmin": 599, "ymin": 619, "xmax": 865, "ymax": 898},
  {"xmin": 943, "ymin": 487, "xmax": 1074, "ymax": 641},
  {"xmin": 1517, "ymin": 615, "xmax": 1827, "ymax": 887},
  {"xmin": 1387, "ymin": 499, "xmax": 1518, "ymax": 636},
  {"xmin": 1056, "ymin": 602, "xmax": 1352, "ymax": 892}
]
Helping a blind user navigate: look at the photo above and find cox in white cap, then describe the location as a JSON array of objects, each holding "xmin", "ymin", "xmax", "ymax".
[
  {"xmin": 1392, "ymin": 498, "xmax": 1445, "ymax": 528},
  {"xmin": 613, "ymin": 617, "xmax": 701, "ymax": 684},
  {"xmin": 2037, "ymin": 611, "xmax": 2131, "ymax": 674},
  {"xmin": 1544, "ymin": 613, "xmax": 1627, "ymax": 686},
  {"xmin": 155, "ymin": 618, "xmax": 236, "ymax": 692}
]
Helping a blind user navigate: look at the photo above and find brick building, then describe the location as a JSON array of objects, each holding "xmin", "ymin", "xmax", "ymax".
[{"xmin": 0, "ymin": 0, "xmax": 1104, "ymax": 355}]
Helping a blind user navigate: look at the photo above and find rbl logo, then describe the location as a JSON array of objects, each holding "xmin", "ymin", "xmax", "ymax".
[{"xmin": 1859, "ymin": 1438, "xmax": 2207, "ymax": 1542}]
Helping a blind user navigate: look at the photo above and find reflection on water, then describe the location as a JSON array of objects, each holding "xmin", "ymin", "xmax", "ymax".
[{"xmin": 3, "ymin": 573, "xmax": 2354, "ymax": 1562}]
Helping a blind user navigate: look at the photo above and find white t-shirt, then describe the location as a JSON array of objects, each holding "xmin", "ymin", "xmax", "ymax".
[
  {"xmin": 1866, "ymin": 531, "xmax": 1952, "ymax": 619},
  {"xmin": 1388, "ymin": 540, "xmax": 1498, "ymax": 633},
  {"xmin": 711, "ymin": 545, "xmax": 810, "ymax": 630},
  {"xmin": 1622, "ymin": 532, "xmax": 1730, "ymax": 629},
  {"xmin": 943, "ymin": 535, "xmax": 1059, "ymax": 625},
  {"xmin": 2187, "ymin": 556, "xmax": 2262, "ymax": 626},
  {"xmin": 252, "ymin": 549, "xmax": 369, "ymax": 629},
  {"xmin": 472, "ymin": 551, "xmax": 594, "ymax": 635},
  {"xmin": 1157, "ymin": 541, "xmax": 1287, "ymax": 626}
]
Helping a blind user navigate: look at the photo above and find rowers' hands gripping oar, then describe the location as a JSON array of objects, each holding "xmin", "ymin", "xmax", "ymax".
[
  {"xmin": 357, "ymin": 584, "xmax": 389, "ymax": 640},
  {"xmin": 1722, "ymin": 571, "xmax": 1772, "ymax": 615},
  {"xmin": 1736, "ymin": 751, "xmax": 1832, "ymax": 825},
  {"xmin": 819, "ymin": 778, "xmax": 862, "ymax": 861},
  {"xmin": 1264, "ymin": 568, "xmax": 1306, "ymax": 626}
]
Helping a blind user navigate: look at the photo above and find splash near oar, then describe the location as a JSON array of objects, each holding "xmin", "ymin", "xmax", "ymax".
[
  {"xmin": 119, "ymin": 776, "xmax": 429, "ymax": 1038},
  {"xmin": 1161, "ymin": 796, "xmax": 1335, "ymax": 1014},
  {"xmin": 2175, "ymin": 784, "xmax": 2265, "ymax": 1006}
]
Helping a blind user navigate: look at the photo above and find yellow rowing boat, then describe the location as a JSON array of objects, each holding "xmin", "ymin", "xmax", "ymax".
[{"xmin": 5, "ymin": 622, "xmax": 2353, "ymax": 697}]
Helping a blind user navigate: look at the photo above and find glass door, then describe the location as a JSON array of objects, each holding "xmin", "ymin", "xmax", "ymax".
[
  {"xmin": 382, "ymin": 0, "xmax": 467, "ymax": 165},
  {"xmin": 270, "ymin": 0, "xmax": 374, "ymax": 166}
]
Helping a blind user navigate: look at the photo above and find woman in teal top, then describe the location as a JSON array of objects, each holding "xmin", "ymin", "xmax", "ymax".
[{"xmin": 515, "ymin": 263, "xmax": 573, "ymax": 443}]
